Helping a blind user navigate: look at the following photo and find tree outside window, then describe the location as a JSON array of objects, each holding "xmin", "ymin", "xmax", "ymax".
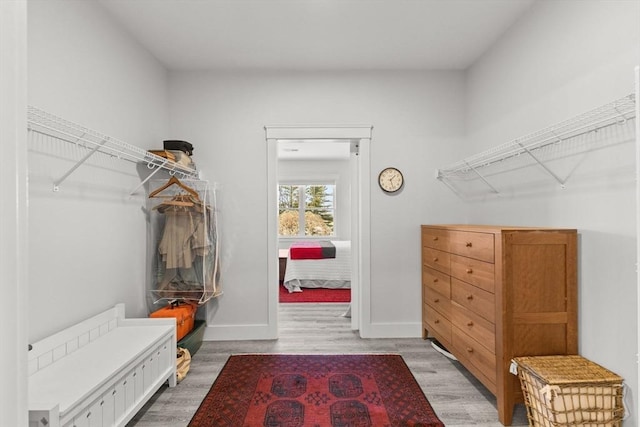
[{"xmin": 279, "ymin": 184, "xmax": 335, "ymax": 236}]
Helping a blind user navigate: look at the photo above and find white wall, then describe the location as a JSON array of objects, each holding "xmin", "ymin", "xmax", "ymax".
[
  {"xmin": 27, "ymin": 0, "xmax": 170, "ymax": 341},
  {"xmin": 278, "ymin": 158, "xmax": 351, "ymax": 244},
  {"xmin": 167, "ymin": 70, "xmax": 466, "ymax": 338},
  {"xmin": 465, "ymin": 1, "xmax": 639, "ymax": 424},
  {"xmin": 1, "ymin": 1, "xmax": 28, "ymax": 425}
]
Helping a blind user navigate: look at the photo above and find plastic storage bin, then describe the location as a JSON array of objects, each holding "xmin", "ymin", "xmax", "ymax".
[
  {"xmin": 512, "ymin": 355, "xmax": 624, "ymax": 427},
  {"xmin": 178, "ymin": 319, "xmax": 205, "ymax": 356}
]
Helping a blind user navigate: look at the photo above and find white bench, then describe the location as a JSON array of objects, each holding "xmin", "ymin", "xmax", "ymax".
[{"xmin": 28, "ymin": 303, "xmax": 176, "ymax": 427}]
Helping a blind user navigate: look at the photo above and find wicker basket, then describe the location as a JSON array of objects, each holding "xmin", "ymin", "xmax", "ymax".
[{"xmin": 512, "ymin": 355, "xmax": 624, "ymax": 427}]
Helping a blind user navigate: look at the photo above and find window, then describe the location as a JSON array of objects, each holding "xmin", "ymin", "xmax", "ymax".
[{"xmin": 278, "ymin": 184, "xmax": 335, "ymax": 237}]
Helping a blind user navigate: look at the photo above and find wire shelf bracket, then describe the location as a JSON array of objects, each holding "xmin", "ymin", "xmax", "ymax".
[
  {"xmin": 516, "ymin": 141, "xmax": 566, "ymax": 188},
  {"xmin": 27, "ymin": 106, "xmax": 199, "ymax": 193},
  {"xmin": 437, "ymin": 93, "xmax": 637, "ymax": 197},
  {"xmin": 466, "ymin": 160, "xmax": 501, "ymax": 195}
]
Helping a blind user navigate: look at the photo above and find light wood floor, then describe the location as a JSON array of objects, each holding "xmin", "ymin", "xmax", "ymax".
[{"xmin": 128, "ymin": 303, "xmax": 529, "ymax": 426}]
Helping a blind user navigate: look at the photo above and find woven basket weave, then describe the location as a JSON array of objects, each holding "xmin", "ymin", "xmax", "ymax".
[{"xmin": 512, "ymin": 355, "xmax": 624, "ymax": 427}]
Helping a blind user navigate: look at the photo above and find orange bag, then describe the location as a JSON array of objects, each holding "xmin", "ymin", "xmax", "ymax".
[{"xmin": 150, "ymin": 302, "xmax": 197, "ymax": 341}]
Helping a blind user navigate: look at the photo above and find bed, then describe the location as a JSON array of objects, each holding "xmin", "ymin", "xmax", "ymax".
[{"xmin": 283, "ymin": 240, "xmax": 351, "ymax": 293}]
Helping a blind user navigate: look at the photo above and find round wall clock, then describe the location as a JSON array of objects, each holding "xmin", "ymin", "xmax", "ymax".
[{"xmin": 378, "ymin": 167, "xmax": 404, "ymax": 193}]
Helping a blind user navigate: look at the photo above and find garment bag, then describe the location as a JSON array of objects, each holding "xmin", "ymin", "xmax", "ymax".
[{"xmin": 147, "ymin": 177, "xmax": 220, "ymax": 310}]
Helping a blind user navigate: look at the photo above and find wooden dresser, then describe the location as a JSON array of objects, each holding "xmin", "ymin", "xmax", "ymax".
[{"xmin": 421, "ymin": 225, "xmax": 577, "ymax": 425}]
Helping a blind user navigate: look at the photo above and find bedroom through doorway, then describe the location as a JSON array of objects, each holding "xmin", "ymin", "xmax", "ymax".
[
  {"xmin": 265, "ymin": 125, "xmax": 372, "ymax": 337},
  {"xmin": 277, "ymin": 143, "xmax": 353, "ymax": 305}
]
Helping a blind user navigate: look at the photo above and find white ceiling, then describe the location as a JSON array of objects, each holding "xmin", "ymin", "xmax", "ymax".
[
  {"xmin": 99, "ymin": 0, "xmax": 535, "ymax": 72},
  {"xmin": 98, "ymin": 0, "xmax": 535, "ymax": 159}
]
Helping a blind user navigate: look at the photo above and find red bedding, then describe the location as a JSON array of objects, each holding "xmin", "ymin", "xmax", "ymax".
[{"xmin": 290, "ymin": 240, "xmax": 336, "ymax": 260}]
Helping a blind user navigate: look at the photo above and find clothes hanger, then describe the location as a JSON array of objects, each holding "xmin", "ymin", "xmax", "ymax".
[
  {"xmin": 154, "ymin": 200, "xmax": 194, "ymax": 213},
  {"xmin": 148, "ymin": 176, "xmax": 201, "ymax": 201}
]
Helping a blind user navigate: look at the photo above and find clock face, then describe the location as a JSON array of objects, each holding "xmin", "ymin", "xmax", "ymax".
[{"xmin": 378, "ymin": 167, "xmax": 404, "ymax": 193}]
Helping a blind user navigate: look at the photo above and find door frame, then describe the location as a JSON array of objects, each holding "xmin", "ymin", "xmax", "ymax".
[
  {"xmin": 1, "ymin": 1, "xmax": 28, "ymax": 424},
  {"xmin": 265, "ymin": 125, "xmax": 372, "ymax": 336}
]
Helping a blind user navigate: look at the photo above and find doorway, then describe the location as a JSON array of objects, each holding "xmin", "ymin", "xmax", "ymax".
[{"xmin": 265, "ymin": 125, "xmax": 372, "ymax": 337}]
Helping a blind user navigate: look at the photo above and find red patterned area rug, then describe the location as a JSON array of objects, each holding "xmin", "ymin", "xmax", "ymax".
[
  {"xmin": 279, "ymin": 283, "xmax": 351, "ymax": 303},
  {"xmin": 188, "ymin": 354, "xmax": 444, "ymax": 427}
]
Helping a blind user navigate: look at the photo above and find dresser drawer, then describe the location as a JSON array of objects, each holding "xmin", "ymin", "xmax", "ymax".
[
  {"xmin": 422, "ymin": 227, "xmax": 450, "ymax": 251},
  {"xmin": 422, "ymin": 247, "xmax": 450, "ymax": 275},
  {"xmin": 451, "ymin": 302, "xmax": 495, "ymax": 354},
  {"xmin": 422, "ymin": 266, "xmax": 451, "ymax": 298},
  {"xmin": 425, "ymin": 304, "xmax": 452, "ymax": 344},
  {"xmin": 449, "ymin": 230, "xmax": 494, "ymax": 263},
  {"xmin": 424, "ymin": 286, "xmax": 451, "ymax": 318},
  {"xmin": 451, "ymin": 278, "xmax": 495, "ymax": 323},
  {"xmin": 450, "ymin": 254, "xmax": 495, "ymax": 293},
  {"xmin": 452, "ymin": 326, "xmax": 497, "ymax": 386}
]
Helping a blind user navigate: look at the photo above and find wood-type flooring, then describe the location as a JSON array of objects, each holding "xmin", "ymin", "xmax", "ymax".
[{"xmin": 127, "ymin": 303, "xmax": 528, "ymax": 426}]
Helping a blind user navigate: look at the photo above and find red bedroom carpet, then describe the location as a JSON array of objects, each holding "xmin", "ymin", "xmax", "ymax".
[
  {"xmin": 188, "ymin": 354, "xmax": 444, "ymax": 427},
  {"xmin": 279, "ymin": 282, "xmax": 351, "ymax": 303}
]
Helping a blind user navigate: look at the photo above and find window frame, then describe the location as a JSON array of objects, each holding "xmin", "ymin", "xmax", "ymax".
[{"xmin": 278, "ymin": 180, "xmax": 337, "ymax": 238}]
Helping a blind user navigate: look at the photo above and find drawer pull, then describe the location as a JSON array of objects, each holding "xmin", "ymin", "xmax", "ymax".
[
  {"xmin": 87, "ymin": 412, "xmax": 91, "ymax": 419},
  {"xmin": 467, "ymin": 321, "xmax": 474, "ymax": 327},
  {"xmin": 433, "ymin": 278, "xmax": 438, "ymax": 283},
  {"xmin": 433, "ymin": 257, "xmax": 438, "ymax": 262},
  {"xmin": 466, "ymin": 347, "xmax": 474, "ymax": 353},
  {"xmin": 466, "ymin": 268, "xmax": 473, "ymax": 274},
  {"xmin": 433, "ymin": 236, "xmax": 439, "ymax": 241},
  {"xmin": 466, "ymin": 242, "xmax": 473, "ymax": 247},
  {"xmin": 434, "ymin": 319, "xmax": 440, "ymax": 324},
  {"xmin": 466, "ymin": 294, "xmax": 474, "ymax": 300},
  {"xmin": 434, "ymin": 298, "xmax": 440, "ymax": 303}
]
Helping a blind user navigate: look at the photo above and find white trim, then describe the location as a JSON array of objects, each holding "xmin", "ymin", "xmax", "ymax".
[
  {"xmin": 0, "ymin": 1, "xmax": 28, "ymax": 425},
  {"xmin": 635, "ymin": 65, "xmax": 639, "ymax": 407},
  {"xmin": 355, "ymin": 139, "xmax": 371, "ymax": 335},
  {"xmin": 365, "ymin": 322, "xmax": 422, "ymax": 338},
  {"xmin": 266, "ymin": 138, "xmax": 279, "ymax": 339},
  {"xmin": 266, "ymin": 125, "xmax": 372, "ymax": 337},
  {"xmin": 203, "ymin": 324, "xmax": 274, "ymax": 341},
  {"xmin": 202, "ymin": 321, "xmax": 421, "ymax": 341}
]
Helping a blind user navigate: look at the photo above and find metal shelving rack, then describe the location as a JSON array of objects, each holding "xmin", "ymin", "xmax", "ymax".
[
  {"xmin": 27, "ymin": 106, "xmax": 198, "ymax": 194},
  {"xmin": 437, "ymin": 93, "xmax": 637, "ymax": 197}
]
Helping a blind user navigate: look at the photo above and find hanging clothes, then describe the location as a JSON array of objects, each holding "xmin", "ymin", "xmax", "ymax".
[{"xmin": 158, "ymin": 204, "xmax": 210, "ymax": 269}]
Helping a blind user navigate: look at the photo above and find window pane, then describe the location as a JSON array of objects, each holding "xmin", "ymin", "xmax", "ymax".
[
  {"xmin": 279, "ymin": 185, "xmax": 299, "ymax": 210},
  {"xmin": 279, "ymin": 209, "xmax": 299, "ymax": 236},
  {"xmin": 304, "ymin": 185, "xmax": 334, "ymax": 236},
  {"xmin": 304, "ymin": 211, "xmax": 333, "ymax": 236}
]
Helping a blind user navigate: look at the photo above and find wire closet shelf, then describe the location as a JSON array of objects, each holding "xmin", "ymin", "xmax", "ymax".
[
  {"xmin": 27, "ymin": 106, "xmax": 199, "ymax": 193},
  {"xmin": 437, "ymin": 93, "xmax": 637, "ymax": 196}
]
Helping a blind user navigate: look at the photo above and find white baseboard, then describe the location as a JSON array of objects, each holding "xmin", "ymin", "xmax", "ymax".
[
  {"xmin": 203, "ymin": 321, "xmax": 422, "ymax": 341},
  {"xmin": 362, "ymin": 322, "xmax": 422, "ymax": 339},
  {"xmin": 203, "ymin": 324, "xmax": 276, "ymax": 341}
]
